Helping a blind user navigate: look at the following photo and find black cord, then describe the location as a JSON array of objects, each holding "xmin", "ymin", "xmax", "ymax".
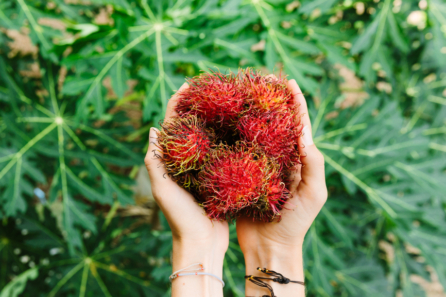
[{"xmin": 245, "ymin": 267, "xmax": 305, "ymax": 297}]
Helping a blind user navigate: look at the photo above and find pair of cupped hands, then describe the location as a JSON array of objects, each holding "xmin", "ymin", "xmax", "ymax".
[{"xmin": 144, "ymin": 78, "xmax": 328, "ymax": 297}]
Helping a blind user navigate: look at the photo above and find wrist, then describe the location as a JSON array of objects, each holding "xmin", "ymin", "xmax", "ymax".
[
  {"xmin": 172, "ymin": 238, "xmax": 226, "ymax": 277},
  {"xmin": 171, "ymin": 238, "xmax": 225, "ymax": 297},
  {"xmin": 244, "ymin": 244, "xmax": 305, "ymax": 297}
]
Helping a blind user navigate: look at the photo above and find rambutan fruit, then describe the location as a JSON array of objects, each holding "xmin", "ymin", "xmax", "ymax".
[
  {"xmin": 198, "ymin": 144, "xmax": 290, "ymax": 221},
  {"xmin": 157, "ymin": 115, "xmax": 214, "ymax": 188},
  {"xmin": 237, "ymin": 108, "xmax": 303, "ymax": 169},
  {"xmin": 242, "ymin": 173, "xmax": 291, "ymax": 222},
  {"xmin": 175, "ymin": 71, "xmax": 247, "ymax": 126},
  {"xmin": 242, "ymin": 69, "xmax": 294, "ymax": 112},
  {"xmin": 155, "ymin": 68, "xmax": 303, "ymax": 222}
]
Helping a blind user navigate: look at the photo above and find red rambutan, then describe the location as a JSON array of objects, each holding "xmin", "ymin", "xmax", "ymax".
[
  {"xmin": 198, "ymin": 144, "xmax": 290, "ymax": 222},
  {"xmin": 242, "ymin": 69, "xmax": 295, "ymax": 112},
  {"xmin": 157, "ymin": 68, "xmax": 302, "ymax": 222},
  {"xmin": 237, "ymin": 108, "xmax": 303, "ymax": 169},
  {"xmin": 157, "ymin": 115, "xmax": 214, "ymax": 188},
  {"xmin": 175, "ymin": 71, "xmax": 247, "ymax": 125}
]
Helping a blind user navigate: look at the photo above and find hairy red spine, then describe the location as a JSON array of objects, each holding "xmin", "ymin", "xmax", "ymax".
[
  {"xmin": 242, "ymin": 69, "xmax": 295, "ymax": 112},
  {"xmin": 175, "ymin": 71, "xmax": 247, "ymax": 125},
  {"xmin": 157, "ymin": 115, "xmax": 214, "ymax": 188},
  {"xmin": 198, "ymin": 144, "xmax": 290, "ymax": 222},
  {"xmin": 159, "ymin": 68, "xmax": 302, "ymax": 221},
  {"xmin": 237, "ymin": 108, "xmax": 303, "ymax": 169}
]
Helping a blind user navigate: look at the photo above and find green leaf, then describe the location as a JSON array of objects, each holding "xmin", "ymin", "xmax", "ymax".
[
  {"xmin": 351, "ymin": 18, "xmax": 380, "ymax": 55},
  {"xmin": 2, "ymin": 159, "xmax": 26, "ymax": 216},
  {"xmin": 276, "ymin": 31, "xmax": 321, "ymax": 55},
  {"xmin": 66, "ymin": 167, "xmax": 112, "ymax": 204},
  {"xmin": 299, "ymin": 0, "xmax": 337, "ymax": 15},
  {"xmin": 110, "ymin": 57, "xmax": 129, "ymax": 99},
  {"xmin": 0, "ymin": 268, "xmax": 38, "ymax": 297},
  {"xmin": 64, "ymin": 196, "xmax": 97, "ymax": 234},
  {"xmin": 386, "ymin": 12, "xmax": 409, "ymax": 53}
]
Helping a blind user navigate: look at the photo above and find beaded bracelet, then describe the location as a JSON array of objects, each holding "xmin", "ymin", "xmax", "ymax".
[
  {"xmin": 169, "ymin": 263, "xmax": 225, "ymax": 287},
  {"xmin": 245, "ymin": 267, "xmax": 305, "ymax": 297}
]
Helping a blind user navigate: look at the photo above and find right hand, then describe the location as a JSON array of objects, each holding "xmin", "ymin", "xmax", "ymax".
[{"xmin": 236, "ymin": 79, "xmax": 328, "ymax": 297}]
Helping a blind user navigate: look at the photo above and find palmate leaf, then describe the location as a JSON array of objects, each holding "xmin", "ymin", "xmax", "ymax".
[
  {"xmin": 7, "ymin": 212, "xmax": 157, "ymax": 297},
  {"xmin": 305, "ymin": 67, "xmax": 444, "ymax": 294},
  {"xmin": 0, "ymin": 58, "xmax": 138, "ymax": 254},
  {"xmin": 1, "ymin": 0, "xmax": 446, "ymax": 296},
  {"xmin": 251, "ymin": 1, "xmax": 320, "ymax": 93}
]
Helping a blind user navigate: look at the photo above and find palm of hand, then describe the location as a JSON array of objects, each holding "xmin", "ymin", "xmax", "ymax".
[
  {"xmin": 148, "ymin": 167, "xmax": 229, "ymax": 246},
  {"xmin": 236, "ymin": 184, "xmax": 323, "ymax": 251},
  {"xmin": 145, "ymin": 82, "xmax": 229, "ymax": 250},
  {"xmin": 237, "ymin": 79, "xmax": 327, "ymax": 253}
]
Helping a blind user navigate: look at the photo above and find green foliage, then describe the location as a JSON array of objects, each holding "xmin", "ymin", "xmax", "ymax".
[{"xmin": 0, "ymin": 0, "xmax": 445, "ymax": 296}]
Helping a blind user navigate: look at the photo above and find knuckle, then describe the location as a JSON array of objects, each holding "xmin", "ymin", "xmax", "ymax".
[
  {"xmin": 320, "ymin": 185, "xmax": 328, "ymax": 202},
  {"xmin": 144, "ymin": 155, "xmax": 153, "ymax": 168},
  {"xmin": 322, "ymin": 189, "xmax": 328, "ymax": 202},
  {"xmin": 312, "ymin": 149, "xmax": 325, "ymax": 165},
  {"xmin": 166, "ymin": 98, "xmax": 177, "ymax": 110},
  {"xmin": 294, "ymin": 175, "xmax": 302, "ymax": 183}
]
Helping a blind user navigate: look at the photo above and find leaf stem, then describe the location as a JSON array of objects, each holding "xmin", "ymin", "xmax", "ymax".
[
  {"xmin": 400, "ymin": 100, "xmax": 428, "ymax": 134},
  {"xmin": 79, "ymin": 263, "xmax": 89, "ymax": 297},
  {"xmin": 48, "ymin": 262, "xmax": 84, "ymax": 297},
  {"xmin": 430, "ymin": 142, "xmax": 446, "ymax": 153},
  {"xmin": 90, "ymin": 263, "xmax": 113, "ymax": 297},
  {"xmin": 80, "ymin": 29, "xmax": 155, "ymax": 112},
  {"xmin": 314, "ymin": 123, "xmax": 367, "ymax": 142},
  {"xmin": 47, "ymin": 64, "xmax": 60, "ymax": 115},
  {"xmin": 252, "ymin": 1, "xmax": 309, "ymax": 89},
  {"xmin": 323, "ymin": 152, "xmax": 397, "ymax": 218},
  {"xmin": 94, "ymin": 261, "xmax": 150, "ymax": 287},
  {"xmin": 0, "ymin": 123, "xmax": 57, "ymax": 180}
]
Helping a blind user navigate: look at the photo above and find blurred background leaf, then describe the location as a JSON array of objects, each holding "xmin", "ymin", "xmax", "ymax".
[{"xmin": 0, "ymin": 0, "xmax": 445, "ymax": 296}]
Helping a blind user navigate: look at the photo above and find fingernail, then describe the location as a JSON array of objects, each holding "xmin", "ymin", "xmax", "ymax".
[
  {"xmin": 178, "ymin": 82, "xmax": 188, "ymax": 91},
  {"xmin": 289, "ymin": 79, "xmax": 301, "ymax": 94},
  {"xmin": 302, "ymin": 126, "xmax": 313, "ymax": 146},
  {"xmin": 150, "ymin": 127, "xmax": 160, "ymax": 138},
  {"xmin": 265, "ymin": 74, "xmax": 278, "ymax": 80}
]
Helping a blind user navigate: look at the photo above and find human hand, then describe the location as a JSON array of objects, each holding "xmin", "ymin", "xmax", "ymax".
[
  {"xmin": 144, "ymin": 83, "xmax": 229, "ymax": 297},
  {"xmin": 236, "ymin": 79, "xmax": 328, "ymax": 296}
]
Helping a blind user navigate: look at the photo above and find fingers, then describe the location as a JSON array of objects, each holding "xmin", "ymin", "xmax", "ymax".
[
  {"xmin": 265, "ymin": 73, "xmax": 278, "ymax": 81},
  {"xmin": 144, "ymin": 127, "xmax": 203, "ymax": 223},
  {"xmin": 288, "ymin": 163, "xmax": 302, "ymax": 194},
  {"xmin": 288, "ymin": 79, "xmax": 311, "ymax": 133},
  {"xmin": 165, "ymin": 82, "xmax": 189, "ymax": 122},
  {"xmin": 298, "ymin": 126, "xmax": 325, "ymax": 185},
  {"xmin": 286, "ymin": 80, "xmax": 326, "ymax": 198},
  {"xmin": 149, "ymin": 82, "xmax": 188, "ymax": 180}
]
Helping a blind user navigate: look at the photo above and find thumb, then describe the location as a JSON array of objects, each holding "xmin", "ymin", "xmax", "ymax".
[
  {"xmin": 144, "ymin": 127, "xmax": 168, "ymax": 183},
  {"xmin": 298, "ymin": 126, "xmax": 326, "ymax": 188}
]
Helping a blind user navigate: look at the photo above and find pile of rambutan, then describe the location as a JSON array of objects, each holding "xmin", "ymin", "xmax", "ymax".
[{"xmin": 156, "ymin": 69, "xmax": 303, "ymax": 222}]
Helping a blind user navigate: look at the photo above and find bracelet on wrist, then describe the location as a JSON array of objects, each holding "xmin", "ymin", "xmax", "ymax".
[
  {"xmin": 245, "ymin": 267, "xmax": 305, "ymax": 297},
  {"xmin": 169, "ymin": 263, "xmax": 225, "ymax": 287}
]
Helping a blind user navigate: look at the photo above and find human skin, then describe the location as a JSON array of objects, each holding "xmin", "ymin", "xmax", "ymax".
[
  {"xmin": 144, "ymin": 83, "xmax": 228, "ymax": 297},
  {"xmin": 144, "ymin": 78, "xmax": 327, "ymax": 297},
  {"xmin": 237, "ymin": 79, "xmax": 328, "ymax": 297}
]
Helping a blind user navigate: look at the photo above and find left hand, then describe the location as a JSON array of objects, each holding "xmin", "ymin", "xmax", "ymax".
[{"xmin": 144, "ymin": 83, "xmax": 229, "ymax": 297}]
